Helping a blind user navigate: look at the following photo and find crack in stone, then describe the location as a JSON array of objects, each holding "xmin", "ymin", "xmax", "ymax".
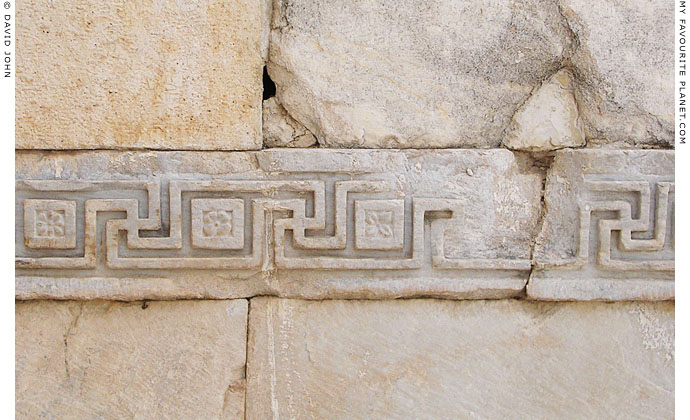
[
  {"xmin": 63, "ymin": 302, "xmax": 84, "ymax": 382},
  {"xmin": 553, "ymin": 0, "xmax": 580, "ymax": 60},
  {"xmin": 523, "ymin": 152, "xmax": 556, "ymax": 298}
]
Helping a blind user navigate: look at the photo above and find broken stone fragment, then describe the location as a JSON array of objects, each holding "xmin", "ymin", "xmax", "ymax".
[
  {"xmin": 503, "ymin": 69, "xmax": 585, "ymax": 151},
  {"xmin": 262, "ymin": 97, "xmax": 318, "ymax": 148}
]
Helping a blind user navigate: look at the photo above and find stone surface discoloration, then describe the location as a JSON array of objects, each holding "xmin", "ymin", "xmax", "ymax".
[
  {"xmin": 268, "ymin": 0, "xmax": 572, "ymax": 148},
  {"xmin": 15, "ymin": 149, "xmax": 542, "ymax": 300},
  {"xmin": 530, "ymin": 149, "xmax": 674, "ymax": 300},
  {"xmin": 16, "ymin": 299, "xmax": 248, "ymax": 420},
  {"xmin": 16, "ymin": 0, "xmax": 265, "ymax": 150},
  {"xmin": 247, "ymin": 298, "xmax": 674, "ymax": 420}
]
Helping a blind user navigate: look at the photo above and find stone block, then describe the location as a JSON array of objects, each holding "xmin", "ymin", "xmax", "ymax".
[
  {"xmin": 15, "ymin": 149, "xmax": 543, "ymax": 300},
  {"xmin": 16, "ymin": 299, "xmax": 248, "ymax": 420},
  {"xmin": 246, "ymin": 298, "xmax": 674, "ymax": 420},
  {"xmin": 530, "ymin": 149, "xmax": 674, "ymax": 300},
  {"xmin": 268, "ymin": 0, "xmax": 572, "ymax": 148},
  {"xmin": 16, "ymin": 0, "xmax": 268, "ymax": 150},
  {"xmin": 562, "ymin": 0, "xmax": 673, "ymax": 146}
]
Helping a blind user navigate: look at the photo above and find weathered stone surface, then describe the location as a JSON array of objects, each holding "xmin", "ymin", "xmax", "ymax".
[
  {"xmin": 503, "ymin": 69, "xmax": 585, "ymax": 151},
  {"xmin": 263, "ymin": 98, "xmax": 318, "ymax": 148},
  {"xmin": 15, "ymin": 149, "xmax": 542, "ymax": 300},
  {"xmin": 247, "ymin": 298, "xmax": 674, "ymax": 419},
  {"xmin": 562, "ymin": 0, "xmax": 673, "ymax": 146},
  {"xmin": 531, "ymin": 149, "xmax": 674, "ymax": 300},
  {"xmin": 16, "ymin": 0, "xmax": 268, "ymax": 150},
  {"xmin": 16, "ymin": 299, "xmax": 248, "ymax": 420},
  {"xmin": 268, "ymin": 0, "xmax": 572, "ymax": 148}
]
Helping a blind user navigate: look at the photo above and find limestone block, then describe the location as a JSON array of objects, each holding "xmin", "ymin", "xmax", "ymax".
[
  {"xmin": 561, "ymin": 0, "xmax": 674, "ymax": 146},
  {"xmin": 15, "ymin": 149, "xmax": 542, "ymax": 300},
  {"xmin": 530, "ymin": 149, "xmax": 674, "ymax": 300},
  {"xmin": 268, "ymin": 0, "xmax": 572, "ymax": 148},
  {"xmin": 16, "ymin": 299, "xmax": 248, "ymax": 420},
  {"xmin": 503, "ymin": 69, "xmax": 585, "ymax": 151},
  {"xmin": 247, "ymin": 298, "xmax": 674, "ymax": 420},
  {"xmin": 263, "ymin": 98, "xmax": 317, "ymax": 148},
  {"xmin": 16, "ymin": 0, "xmax": 267, "ymax": 150}
]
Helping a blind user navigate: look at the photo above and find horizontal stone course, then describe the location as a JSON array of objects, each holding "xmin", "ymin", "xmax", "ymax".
[
  {"xmin": 15, "ymin": 149, "xmax": 542, "ymax": 300},
  {"xmin": 15, "ymin": 148, "xmax": 676, "ymax": 302},
  {"xmin": 247, "ymin": 298, "xmax": 674, "ymax": 419},
  {"xmin": 16, "ymin": 299, "xmax": 248, "ymax": 420}
]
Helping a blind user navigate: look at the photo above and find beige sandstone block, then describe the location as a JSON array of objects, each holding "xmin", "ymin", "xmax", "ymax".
[
  {"xmin": 530, "ymin": 149, "xmax": 674, "ymax": 300},
  {"xmin": 16, "ymin": 0, "xmax": 267, "ymax": 150},
  {"xmin": 268, "ymin": 0, "xmax": 572, "ymax": 148},
  {"xmin": 247, "ymin": 298, "xmax": 674, "ymax": 420},
  {"xmin": 15, "ymin": 149, "xmax": 542, "ymax": 300},
  {"xmin": 503, "ymin": 69, "xmax": 585, "ymax": 151},
  {"xmin": 16, "ymin": 299, "xmax": 248, "ymax": 420}
]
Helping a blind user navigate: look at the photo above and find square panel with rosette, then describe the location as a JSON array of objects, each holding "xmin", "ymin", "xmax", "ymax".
[
  {"xmin": 191, "ymin": 199, "xmax": 245, "ymax": 249},
  {"xmin": 354, "ymin": 200, "xmax": 405, "ymax": 250},
  {"xmin": 24, "ymin": 199, "xmax": 77, "ymax": 249}
]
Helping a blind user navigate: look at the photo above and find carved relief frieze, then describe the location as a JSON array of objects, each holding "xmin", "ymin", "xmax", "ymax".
[{"xmin": 14, "ymin": 150, "xmax": 542, "ymax": 300}]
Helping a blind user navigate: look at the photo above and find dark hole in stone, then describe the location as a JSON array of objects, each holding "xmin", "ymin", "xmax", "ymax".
[{"xmin": 263, "ymin": 67, "xmax": 276, "ymax": 100}]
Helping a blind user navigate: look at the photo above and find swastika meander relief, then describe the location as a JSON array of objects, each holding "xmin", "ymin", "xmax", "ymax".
[
  {"xmin": 530, "ymin": 150, "xmax": 674, "ymax": 301},
  {"xmin": 16, "ymin": 150, "xmax": 542, "ymax": 300}
]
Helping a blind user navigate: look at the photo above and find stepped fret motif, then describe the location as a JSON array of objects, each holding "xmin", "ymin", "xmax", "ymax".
[
  {"xmin": 576, "ymin": 180, "xmax": 674, "ymax": 272},
  {"xmin": 16, "ymin": 179, "xmax": 531, "ymax": 273}
]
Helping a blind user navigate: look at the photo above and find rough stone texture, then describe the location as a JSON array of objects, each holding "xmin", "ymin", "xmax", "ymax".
[
  {"xmin": 15, "ymin": 149, "xmax": 542, "ymax": 300},
  {"xmin": 263, "ymin": 98, "xmax": 318, "ymax": 148},
  {"xmin": 503, "ymin": 69, "xmax": 585, "ymax": 151},
  {"xmin": 562, "ymin": 0, "xmax": 674, "ymax": 147},
  {"xmin": 16, "ymin": 299, "xmax": 248, "ymax": 420},
  {"xmin": 247, "ymin": 298, "xmax": 674, "ymax": 420},
  {"xmin": 531, "ymin": 149, "xmax": 674, "ymax": 300},
  {"xmin": 268, "ymin": 0, "xmax": 572, "ymax": 148},
  {"xmin": 16, "ymin": 0, "xmax": 268, "ymax": 150}
]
